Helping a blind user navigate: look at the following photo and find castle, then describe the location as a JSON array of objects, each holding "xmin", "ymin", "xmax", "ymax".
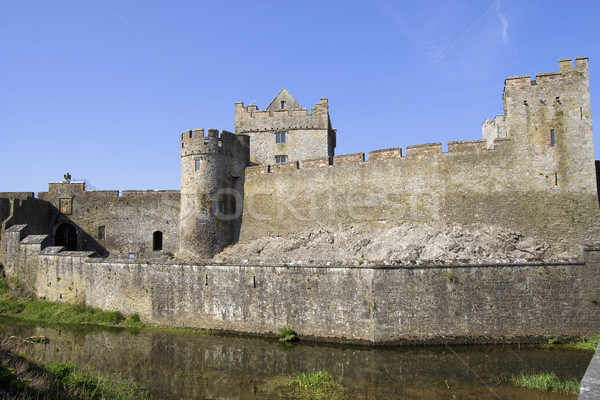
[{"xmin": 0, "ymin": 58, "xmax": 599, "ymax": 344}]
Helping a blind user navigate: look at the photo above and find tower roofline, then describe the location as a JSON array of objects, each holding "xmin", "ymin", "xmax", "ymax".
[{"xmin": 265, "ymin": 88, "xmax": 303, "ymax": 111}]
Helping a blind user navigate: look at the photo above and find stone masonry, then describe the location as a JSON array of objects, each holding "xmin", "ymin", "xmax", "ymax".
[{"xmin": 0, "ymin": 57, "xmax": 599, "ymax": 344}]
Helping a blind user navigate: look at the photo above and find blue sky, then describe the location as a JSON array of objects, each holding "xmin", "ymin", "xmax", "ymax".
[{"xmin": 1, "ymin": 0, "xmax": 599, "ymax": 192}]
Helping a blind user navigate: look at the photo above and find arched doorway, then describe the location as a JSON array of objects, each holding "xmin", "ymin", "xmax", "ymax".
[
  {"xmin": 55, "ymin": 223, "xmax": 77, "ymax": 251},
  {"xmin": 153, "ymin": 231, "xmax": 163, "ymax": 251}
]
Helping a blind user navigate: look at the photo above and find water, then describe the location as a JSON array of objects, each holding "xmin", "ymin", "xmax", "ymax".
[{"xmin": 0, "ymin": 317, "xmax": 592, "ymax": 399}]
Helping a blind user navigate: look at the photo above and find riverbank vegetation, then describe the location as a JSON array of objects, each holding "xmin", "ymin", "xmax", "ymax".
[
  {"xmin": 0, "ymin": 274, "xmax": 141, "ymax": 328},
  {"xmin": 560, "ymin": 332, "xmax": 600, "ymax": 351},
  {"xmin": 510, "ymin": 372, "xmax": 580, "ymax": 394},
  {"xmin": 0, "ymin": 274, "xmax": 211, "ymax": 335},
  {"xmin": 0, "ymin": 336, "xmax": 152, "ymax": 399},
  {"xmin": 259, "ymin": 370, "xmax": 350, "ymax": 400}
]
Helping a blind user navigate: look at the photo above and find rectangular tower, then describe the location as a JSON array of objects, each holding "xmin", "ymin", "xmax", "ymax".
[{"xmin": 234, "ymin": 88, "xmax": 336, "ymax": 166}]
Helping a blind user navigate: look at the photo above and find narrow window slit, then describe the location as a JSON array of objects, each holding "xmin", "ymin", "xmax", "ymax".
[{"xmin": 152, "ymin": 231, "xmax": 163, "ymax": 251}]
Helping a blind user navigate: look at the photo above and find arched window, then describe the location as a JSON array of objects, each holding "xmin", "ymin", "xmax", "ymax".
[
  {"xmin": 55, "ymin": 223, "xmax": 77, "ymax": 251},
  {"xmin": 153, "ymin": 231, "xmax": 163, "ymax": 251}
]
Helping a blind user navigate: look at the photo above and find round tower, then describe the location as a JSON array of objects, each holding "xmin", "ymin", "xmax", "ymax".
[{"xmin": 178, "ymin": 128, "xmax": 227, "ymax": 259}]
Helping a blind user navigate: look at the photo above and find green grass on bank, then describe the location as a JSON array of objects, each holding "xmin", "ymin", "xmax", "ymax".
[
  {"xmin": 560, "ymin": 332, "xmax": 600, "ymax": 351},
  {"xmin": 511, "ymin": 372, "xmax": 580, "ymax": 394},
  {"xmin": 0, "ymin": 337, "xmax": 152, "ymax": 399},
  {"xmin": 0, "ymin": 276, "xmax": 141, "ymax": 327},
  {"xmin": 0, "ymin": 273, "xmax": 213, "ymax": 335},
  {"xmin": 258, "ymin": 370, "xmax": 350, "ymax": 400}
]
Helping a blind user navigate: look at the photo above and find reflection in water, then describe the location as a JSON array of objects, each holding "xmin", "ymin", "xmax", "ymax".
[{"xmin": 0, "ymin": 317, "xmax": 591, "ymax": 399}]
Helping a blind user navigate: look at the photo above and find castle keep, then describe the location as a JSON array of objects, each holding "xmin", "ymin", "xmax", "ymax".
[{"xmin": 0, "ymin": 58, "xmax": 599, "ymax": 344}]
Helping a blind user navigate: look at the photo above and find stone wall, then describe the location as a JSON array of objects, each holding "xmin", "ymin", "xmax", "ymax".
[
  {"xmin": 238, "ymin": 58, "xmax": 600, "ymax": 258},
  {"xmin": 235, "ymin": 91, "xmax": 335, "ymax": 165},
  {"xmin": 4, "ymin": 230, "xmax": 599, "ymax": 344},
  {"xmin": 240, "ymin": 137, "xmax": 600, "ymax": 257},
  {"xmin": 179, "ymin": 129, "xmax": 250, "ymax": 259},
  {"xmin": 36, "ymin": 183, "xmax": 181, "ymax": 257}
]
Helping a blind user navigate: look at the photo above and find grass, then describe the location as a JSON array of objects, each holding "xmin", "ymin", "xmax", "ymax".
[
  {"xmin": 277, "ymin": 327, "xmax": 298, "ymax": 342},
  {"xmin": 259, "ymin": 370, "xmax": 350, "ymax": 400},
  {"xmin": 511, "ymin": 372, "xmax": 580, "ymax": 395},
  {"xmin": 0, "ymin": 275, "xmax": 209, "ymax": 335},
  {"xmin": 0, "ymin": 337, "xmax": 152, "ymax": 399},
  {"xmin": 562, "ymin": 331, "xmax": 600, "ymax": 351},
  {"xmin": 540, "ymin": 332, "xmax": 600, "ymax": 351}
]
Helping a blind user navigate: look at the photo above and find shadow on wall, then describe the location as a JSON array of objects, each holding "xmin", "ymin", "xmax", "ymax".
[{"xmin": 48, "ymin": 203, "xmax": 108, "ymax": 257}]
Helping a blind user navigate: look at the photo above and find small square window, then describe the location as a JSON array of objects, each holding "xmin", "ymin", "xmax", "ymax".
[
  {"xmin": 275, "ymin": 155, "xmax": 288, "ymax": 163},
  {"xmin": 275, "ymin": 131, "xmax": 286, "ymax": 143}
]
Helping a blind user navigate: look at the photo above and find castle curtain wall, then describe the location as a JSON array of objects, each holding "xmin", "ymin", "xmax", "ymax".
[
  {"xmin": 240, "ymin": 59, "xmax": 599, "ymax": 257},
  {"xmin": 37, "ymin": 185, "xmax": 181, "ymax": 256},
  {"xmin": 240, "ymin": 137, "xmax": 600, "ymax": 257}
]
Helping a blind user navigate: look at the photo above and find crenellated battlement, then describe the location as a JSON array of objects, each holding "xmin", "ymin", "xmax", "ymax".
[
  {"xmin": 234, "ymin": 89, "xmax": 335, "ymax": 166},
  {"xmin": 234, "ymin": 98, "xmax": 330, "ymax": 133},
  {"xmin": 183, "ymin": 130, "xmax": 245, "ymax": 158},
  {"xmin": 504, "ymin": 57, "xmax": 588, "ymax": 89},
  {"xmin": 245, "ymin": 138, "xmax": 511, "ymax": 176},
  {"xmin": 180, "ymin": 128, "xmax": 223, "ymax": 156}
]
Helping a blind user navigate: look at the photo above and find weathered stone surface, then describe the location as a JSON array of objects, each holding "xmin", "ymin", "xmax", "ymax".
[
  {"xmin": 235, "ymin": 89, "xmax": 335, "ymax": 165},
  {"xmin": 216, "ymin": 222, "xmax": 550, "ymax": 265},
  {"xmin": 3, "ymin": 233, "xmax": 599, "ymax": 344},
  {"xmin": 579, "ymin": 345, "xmax": 600, "ymax": 399},
  {"xmin": 0, "ymin": 57, "xmax": 599, "ymax": 345}
]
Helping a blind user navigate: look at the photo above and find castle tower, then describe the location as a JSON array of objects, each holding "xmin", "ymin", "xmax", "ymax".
[
  {"xmin": 179, "ymin": 129, "xmax": 249, "ymax": 259},
  {"xmin": 235, "ymin": 88, "xmax": 336, "ymax": 166},
  {"xmin": 483, "ymin": 57, "xmax": 595, "ymax": 193}
]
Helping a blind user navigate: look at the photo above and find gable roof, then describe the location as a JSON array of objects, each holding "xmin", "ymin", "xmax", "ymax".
[{"xmin": 265, "ymin": 88, "xmax": 302, "ymax": 111}]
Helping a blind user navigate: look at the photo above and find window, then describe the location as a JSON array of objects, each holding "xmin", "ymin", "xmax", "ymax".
[
  {"xmin": 195, "ymin": 159, "xmax": 201, "ymax": 171},
  {"xmin": 281, "ymin": 101, "xmax": 286, "ymax": 109},
  {"xmin": 550, "ymin": 129, "xmax": 556, "ymax": 147},
  {"xmin": 275, "ymin": 155, "xmax": 288, "ymax": 163},
  {"xmin": 153, "ymin": 231, "xmax": 163, "ymax": 251},
  {"xmin": 275, "ymin": 131, "xmax": 286, "ymax": 143},
  {"xmin": 98, "ymin": 226, "xmax": 105, "ymax": 240}
]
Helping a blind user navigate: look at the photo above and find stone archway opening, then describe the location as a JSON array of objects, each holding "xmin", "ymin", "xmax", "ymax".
[{"xmin": 55, "ymin": 223, "xmax": 77, "ymax": 251}]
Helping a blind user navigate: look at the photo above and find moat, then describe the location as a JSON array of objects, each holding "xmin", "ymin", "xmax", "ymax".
[{"xmin": 0, "ymin": 317, "xmax": 592, "ymax": 399}]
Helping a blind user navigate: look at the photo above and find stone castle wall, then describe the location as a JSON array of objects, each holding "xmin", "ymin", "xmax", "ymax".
[
  {"xmin": 239, "ymin": 137, "xmax": 600, "ymax": 257},
  {"xmin": 238, "ymin": 58, "xmax": 600, "ymax": 257},
  {"xmin": 179, "ymin": 129, "xmax": 250, "ymax": 258},
  {"xmin": 3, "ymin": 229, "xmax": 599, "ymax": 344},
  {"xmin": 235, "ymin": 95, "xmax": 335, "ymax": 165},
  {"xmin": 0, "ymin": 187, "xmax": 182, "ymax": 258},
  {"xmin": 0, "ymin": 57, "xmax": 599, "ymax": 344}
]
